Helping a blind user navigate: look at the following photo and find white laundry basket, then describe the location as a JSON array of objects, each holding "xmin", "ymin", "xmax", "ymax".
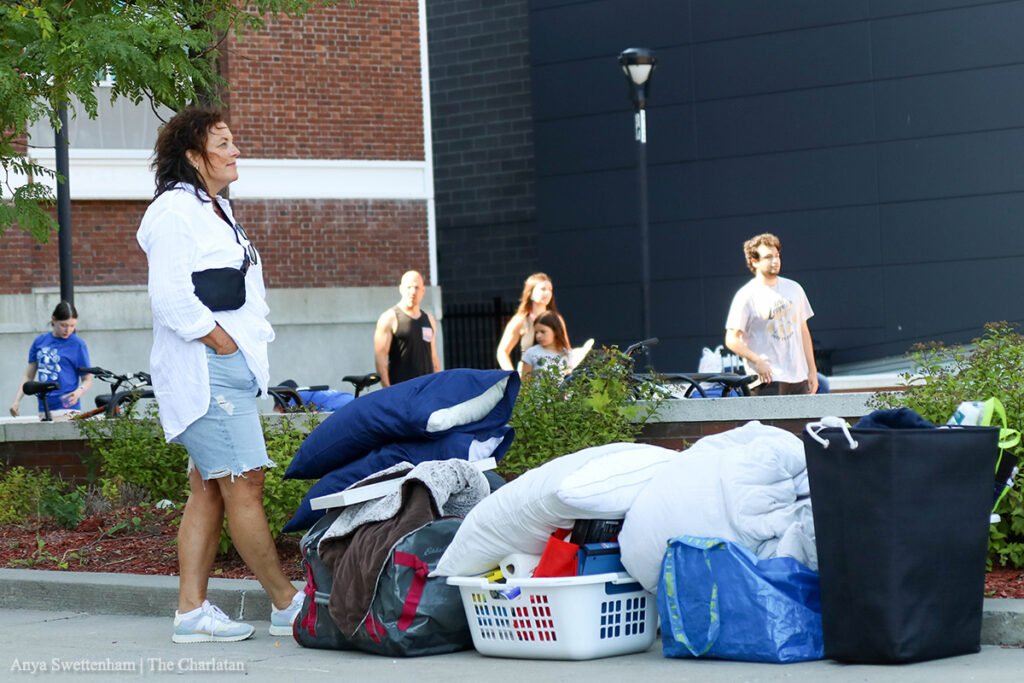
[{"xmin": 446, "ymin": 572, "xmax": 656, "ymax": 660}]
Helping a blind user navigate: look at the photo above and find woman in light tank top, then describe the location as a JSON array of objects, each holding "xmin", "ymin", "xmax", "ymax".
[{"xmin": 496, "ymin": 272, "xmax": 570, "ymax": 371}]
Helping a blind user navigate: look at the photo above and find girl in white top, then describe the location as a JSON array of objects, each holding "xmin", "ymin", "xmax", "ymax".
[
  {"xmin": 520, "ymin": 311, "xmax": 572, "ymax": 379},
  {"xmin": 496, "ymin": 272, "xmax": 570, "ymax": 371},
  {"xmin": 137, "ymin": 107, "xmax": 301, "ymax": 644}
]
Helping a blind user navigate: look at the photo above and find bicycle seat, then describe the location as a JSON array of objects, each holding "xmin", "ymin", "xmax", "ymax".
[
  {"xmin": 343, "ymin": 373, "xmax": 381, "ymax": 397},
  {"xmin": 267, "ymin": 386, "xmax": 303, "ymax": 412},
  {"xmin": 23, "ymin": 381, "xmax": 59, "ymax": 396}
]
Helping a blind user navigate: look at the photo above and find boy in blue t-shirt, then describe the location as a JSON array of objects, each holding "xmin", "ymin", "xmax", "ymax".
[{"xmin": 10, "ymin": 302, "xmax": 93, "ymax": 418}]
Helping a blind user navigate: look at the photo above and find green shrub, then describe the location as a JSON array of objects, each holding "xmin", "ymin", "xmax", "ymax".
[
  {"xmin": 869, "ymin": 321, "xmax": 1024, "ymax": 568},
  {"xmin": 40, "ymin": 483, "xmax": 85, "ymax": 529},
  {"xmin": 0, "ymin": 467, "xmax": 84, "ymax": 529},
  {"xmin": 0, "ymin": 467, "xmax": 57, "ymax": 524},
  {"xmin": 77, "ymin": 406, "xmax": 190, "ymax": 504},
  {"xmin": 500, "ymin": 347, "xmax": 669, "ymax": 478}
]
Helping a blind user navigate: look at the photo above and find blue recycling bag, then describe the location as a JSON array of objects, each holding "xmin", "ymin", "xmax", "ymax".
[{"xmin": 658, "ymin": 536, "xmax": 824, "ymax": 663}]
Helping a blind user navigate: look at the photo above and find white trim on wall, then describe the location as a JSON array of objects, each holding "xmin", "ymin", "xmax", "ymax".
[{"xmin": 26, "ymin": 150, "xmax": 432, "ymax": 201}]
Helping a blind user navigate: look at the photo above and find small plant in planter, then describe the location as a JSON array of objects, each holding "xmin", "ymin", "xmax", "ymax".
[
  {"xmin": 500, "ymin": 346, "xmax": 669, "ymax": 479},
  {"xmin": 869, "ymin": 321, "xmax": 1024, "ymax": 568}
]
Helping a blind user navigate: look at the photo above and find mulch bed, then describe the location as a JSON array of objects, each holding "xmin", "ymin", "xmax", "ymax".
[
  {"xmin": 2, "ymin": 509, "xmax": 1022, "ymax": 597},
  {"xmin": 0, "ymin": 507, "xmax": 303, "ymax": 581}
]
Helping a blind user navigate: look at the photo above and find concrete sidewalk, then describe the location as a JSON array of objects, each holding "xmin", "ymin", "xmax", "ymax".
[
  {"xmin": 0, "ymin": 608, "xmax": 1022, "ymax": 683},
  {"xmin": 0, "ymin": 570, "xmax": 1022, "ymax": 681},
  {"xmin": 1, "ymin": 567, "xmax": 1023, "ymax": 648}
]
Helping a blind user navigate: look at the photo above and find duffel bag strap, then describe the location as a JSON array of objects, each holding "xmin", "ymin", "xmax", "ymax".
[
  {"xmin": 393, "ymin": 551, "xmax": 430, "ymax": 631},
  {"xmin": 300, "ymin": 563, "xmax": 318, "ymax": 636},
  {"xmin": 363, "ymin": 613, "xmax": 387, "ymax": 642}
]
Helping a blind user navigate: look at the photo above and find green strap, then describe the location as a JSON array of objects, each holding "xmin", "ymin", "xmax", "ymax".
[
  {"xmin": 981, "ymin": 398, "xmax": 1021, "ymax": 449},
  {"xmin": 663, "ymin": 536, "xmax": 721, "ymax": 657}
]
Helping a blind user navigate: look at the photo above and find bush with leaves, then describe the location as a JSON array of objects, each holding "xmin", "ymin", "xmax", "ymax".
[
  {"xmin": 500, "ymin": 347, "xmax": 669, "ymax": 478},
  {"xmin": 0, "ymin": 466, "xmax": 59, "ymax": 525},
  {"xmin": 77, "ymin": 407, "xmax": 190, "ymax": 504},
  {"xmin": 869, "ymin": 321, "xmax": 1024, "ymax": 568},
  {"xmin": 0, "ymin": 466, "xmax": 84, "ymax": 529}
]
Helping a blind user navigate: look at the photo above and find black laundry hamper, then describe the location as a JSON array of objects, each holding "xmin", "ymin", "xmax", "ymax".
[{"xmin": 803, "ymin": 423, "xmax": 999, "ymax": 663}]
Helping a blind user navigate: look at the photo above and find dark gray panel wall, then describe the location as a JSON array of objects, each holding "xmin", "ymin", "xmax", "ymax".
[
  {"xmin": 427, "ymin": 0, "xmax": 539, "ymax": 304},
  {"xmin": 528, "ymin": 0, "xmax": 1024, "ymax": 368}
]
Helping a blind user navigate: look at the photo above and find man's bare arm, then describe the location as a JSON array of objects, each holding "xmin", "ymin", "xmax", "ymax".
[
  {"xmin": 374, "ymin": 311, "xmax": 395, "ymax": 387},
  {"xmin": 800, "ymin": 321, "xmax": 818, "ymax": 394},
  {"xmin": 428, "ymin": 313, "xmax": 442, "ymax": 373},
  {"xmin": 725, "ymin": 328, "xmax": 772, "ymax": 385}
]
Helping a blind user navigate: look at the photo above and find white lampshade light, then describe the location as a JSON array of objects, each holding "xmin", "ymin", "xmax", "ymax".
[{"xmin": 617, "ymin": 48, "xmax": 656, "ymax": 110}]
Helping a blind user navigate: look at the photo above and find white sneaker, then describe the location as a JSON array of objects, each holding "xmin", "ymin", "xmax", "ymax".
[
  {"xmin": 269, "ymin": 590, "xmax": 304, "ymax": 637},
  {"xmin": 172, "ymin": 600, "xmax": 255, "ymax": 643}
]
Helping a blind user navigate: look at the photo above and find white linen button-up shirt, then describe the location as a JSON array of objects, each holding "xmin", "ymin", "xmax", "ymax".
[{"xmin": 137, "ymin": 183, "xmax": 274, "ymax": 441}]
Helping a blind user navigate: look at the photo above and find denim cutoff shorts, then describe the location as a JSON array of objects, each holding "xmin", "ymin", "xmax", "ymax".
[{"xmin": 177, "ymin": 347, "xmax": 275, "ymax": 481}]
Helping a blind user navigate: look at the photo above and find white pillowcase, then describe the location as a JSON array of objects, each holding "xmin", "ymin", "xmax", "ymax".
[
  {"xmin": 426, "ymin": 376, "xmax": 509, "ymax": 433},
  {"xmin": 433, "ymin": 442, "xmax": 678, "ymax": 577}
]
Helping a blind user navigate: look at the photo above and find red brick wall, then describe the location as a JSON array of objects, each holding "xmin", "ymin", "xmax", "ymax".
[
  {"xmin": 0, "ymin": 202, "xmax": 149, "ymax": 294},
  {"xmin": 0, "ymin": 198, "xmax": 429, "ymax": 293},
  {"xmin": 235, "ymin": 199, "xmax": 429, "ymax": 287},
  {"xmin": 226, "ymin": 0, "xmax": 425, "ymax": 161}
]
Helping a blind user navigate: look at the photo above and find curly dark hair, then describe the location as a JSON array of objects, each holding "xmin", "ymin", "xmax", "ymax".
[
  {"xmin": 152, "ymin": 107, "xmax": 226, "ymax": 200},
  {"xmin": 743, "ymin": 233, "xmax": 781, "ymax": 275}
]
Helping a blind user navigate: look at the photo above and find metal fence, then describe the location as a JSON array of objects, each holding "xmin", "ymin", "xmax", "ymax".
[{"xmin": 442, "ymin": 297, "xmax": 517, "ymax": 370}]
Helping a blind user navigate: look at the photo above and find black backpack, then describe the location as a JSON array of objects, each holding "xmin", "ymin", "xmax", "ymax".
[{"xmin": 293, "ymin": 511, "xmax": 471, "ymax": 657}]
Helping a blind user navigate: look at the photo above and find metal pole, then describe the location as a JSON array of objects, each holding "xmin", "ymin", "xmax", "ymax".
[
  {"xmin": 55, "ymin": 104, "xmax": 74, "ymax": 305},
  {"xmin": 636, "ymin": 109, "xmax": 651, "ymax": 342}
]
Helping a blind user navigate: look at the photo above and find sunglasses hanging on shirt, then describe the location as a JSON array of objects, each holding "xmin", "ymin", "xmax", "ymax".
[{"xmin": 230, "ymin": 222, "xmax": 259, "ymax": 273}]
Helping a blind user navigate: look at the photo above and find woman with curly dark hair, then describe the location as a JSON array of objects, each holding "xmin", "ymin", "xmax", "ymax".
[{"xmin": 137, "ymin": 107, "xmax": 301, "ymax": 644}]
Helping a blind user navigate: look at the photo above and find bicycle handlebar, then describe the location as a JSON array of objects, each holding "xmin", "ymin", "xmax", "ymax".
[
  {"xmin": 625, "ymin": 337, "xmax": 659, "ymax": 356},
  {"xmin": 78, "ymin": 366, "xmax": 150, "ymax": 382}
]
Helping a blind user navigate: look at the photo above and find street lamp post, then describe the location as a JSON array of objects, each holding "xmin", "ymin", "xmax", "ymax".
[
  {"xmin": 618, "ymin": 47, "xmax": 656, "ymax": 342},
  {"xmin": 55, "ymin": 103, "xmax": 74, "ymax": 305}
]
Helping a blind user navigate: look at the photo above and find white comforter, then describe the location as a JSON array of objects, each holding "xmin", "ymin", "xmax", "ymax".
[{"xmin": 619, "ymin": 421, "xmax": 817, "ymax": 593}]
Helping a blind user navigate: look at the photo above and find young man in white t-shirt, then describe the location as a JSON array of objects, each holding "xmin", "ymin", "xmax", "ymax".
[{"xmin": 724, "ymin": 233, "xmax": 818, "ymax": 395}]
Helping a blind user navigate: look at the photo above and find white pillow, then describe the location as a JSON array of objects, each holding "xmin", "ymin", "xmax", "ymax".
[
  {"xmin": 433, "ymin": 442, "xmax": 678, "ymax": 577},
  {"xmin": 557, "ymin": 446, "xmax": 677, "ymax": 513}
]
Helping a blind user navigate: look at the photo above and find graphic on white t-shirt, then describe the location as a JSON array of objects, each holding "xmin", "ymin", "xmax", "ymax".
[{"xmin": 765, "ymin": 297, "xmax": 796, "ymax": 341}]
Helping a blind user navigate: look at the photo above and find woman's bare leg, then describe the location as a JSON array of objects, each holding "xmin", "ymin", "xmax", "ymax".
[
  {"xmin": 217, "ymin": 469, "xmax": 297, "ymax": 609},
  {"xmin": 177, "ymin": 467, "xmax": 224, "ymax": 613}
]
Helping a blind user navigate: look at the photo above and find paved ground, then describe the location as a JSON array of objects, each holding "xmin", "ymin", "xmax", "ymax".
[
  {"xmin": 1, "ymin": 610, "xmax": 1023, "ymax": 682},
  {"xmin": 0, "ymin": 569, "xmax": 1022, "ymax": 681}
]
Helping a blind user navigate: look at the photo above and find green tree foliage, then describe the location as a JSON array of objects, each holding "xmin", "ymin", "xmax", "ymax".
[
  {"xmin": 869, "ymin": 321, "xmax": 1024, "ymax": 568},
  {"xmin": 1, "ymin": 0, "xmax": 348, "ymax": 239}
]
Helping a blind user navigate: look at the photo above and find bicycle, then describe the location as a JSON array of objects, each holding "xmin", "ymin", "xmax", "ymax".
[
  {"xmin": 267, "ymin": 372, "xmax": 381, "ymax": 413},
  {"xmin": 71, "ymin": 366, "xmax": 155, "ymax": 419},
  {"xmin": 625, "ymin": 338, "xmax": 757, "ymax": 398}
]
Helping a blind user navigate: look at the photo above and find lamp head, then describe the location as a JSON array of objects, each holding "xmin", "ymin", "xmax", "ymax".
[{"xmin": 618, "ymin": 47, "xmax": 656, "ymax": 109}]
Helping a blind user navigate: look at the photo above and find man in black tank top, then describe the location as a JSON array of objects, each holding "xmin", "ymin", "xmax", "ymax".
[{"xmin": 373, "ymin": 271, "xmax": 441, "ymax": 387}]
